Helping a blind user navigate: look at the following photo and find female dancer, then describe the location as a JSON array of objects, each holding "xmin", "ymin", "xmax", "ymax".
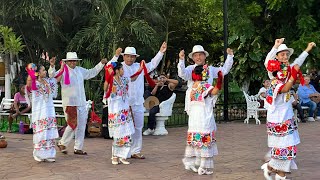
[
  {"xmin": 27, "ymin": 62, "xmax": 63, "ymax": 162},
  {"xmin": 261, "ymin": 38, "xmax": 316, "ymax": 179},
  {"xmin": 182, "ymin": 64, "xmax": 223, "ymax": 175},
  {"xmin": 104, "ymin": 61, "xmax": 143, "ymax": 165}
]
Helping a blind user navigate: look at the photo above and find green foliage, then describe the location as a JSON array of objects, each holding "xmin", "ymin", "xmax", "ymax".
[{"xmin": 0, "ymin": 26, "xmax": 25, "ymax": 55}]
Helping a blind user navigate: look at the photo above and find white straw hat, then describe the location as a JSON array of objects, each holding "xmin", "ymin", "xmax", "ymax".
[
  {"xmin": 277, "ymin": 44, "xmax": 294, "ymax": 56},
  {"xmin": 188, "ymin": 45, "xmax": 209, "ymax": 59},
  {"xmin": 62, "ymin": 52, "xmax": 82, "ymax": 61},
  {"xmin": 121, "ymin": 47, "xmax": 140, "ymax": 57}
]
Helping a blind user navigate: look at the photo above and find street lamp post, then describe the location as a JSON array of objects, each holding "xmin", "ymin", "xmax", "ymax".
[{"xmin": 223, "ymin": 0, "xmax": 229, "ymax": 122}]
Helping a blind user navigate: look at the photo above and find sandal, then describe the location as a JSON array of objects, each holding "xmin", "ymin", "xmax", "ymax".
[
  {"xmin": 74, "ymin": 149, "xmax": 88, "ymax": 155},
  {"xmin": 57, "ymin": 144, "xmax": 68, "ymax": 154},
  {"xmin": 131, "ymin": 153, "xmax": 145, "ymax": 159},
  {"xmin": 111, "ymin": 157, "xmax": 119, "ymax": 165},
  {"xmin": 119, "ymin": 158, "xmax": 130, "ymax": 165}
]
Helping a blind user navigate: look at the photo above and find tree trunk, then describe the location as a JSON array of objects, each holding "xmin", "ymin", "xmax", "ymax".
[{"xmin": 4, "ymin": 53, "xmax": 11, "ymax": 99}]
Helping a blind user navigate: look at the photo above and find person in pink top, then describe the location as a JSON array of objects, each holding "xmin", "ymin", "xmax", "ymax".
[{"xmin": 8, "ymin": 84, "xmax": 31, "ymax": 132}]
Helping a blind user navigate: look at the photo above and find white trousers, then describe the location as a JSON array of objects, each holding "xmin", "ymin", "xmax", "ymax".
[
  {"xmin": 59, "ymin": 106, "xmax": 88, "ymax": 150},
  {"xmin": 128, "ymin": 104, "xmax": 144, "ymax": 156}
]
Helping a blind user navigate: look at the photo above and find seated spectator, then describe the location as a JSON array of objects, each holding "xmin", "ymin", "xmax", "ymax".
[
  {"xmin": 257, "ymin": 80, "xmax": 270, "ymax": 100},
  {"xmin": 7, "ymin": 84, "xmax": 31, "ymax": 132},
  {"xmin": 309, "ymin": 69, "xmax": 320, "ymax": 92},
  {"xmin": 297, "ymin": 75, "xmax": 320, "ymax": 122},
  {"xmin": 290, "ymin": 88, "xmax": 306, "ymax": 123},
  {"xmin": 143, "ymin": 75, "xmax": 178, "ymax": 135}
]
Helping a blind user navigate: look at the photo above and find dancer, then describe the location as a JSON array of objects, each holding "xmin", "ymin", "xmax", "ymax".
[
  {"xmin": 48, "ymin": 52, "xmax": 108, "ymax": 155},
  {"xmin": 261, "ymin": 38, "xmax": 316, "ymax": 180},
  {"xmin": 109, "ymin": 42, "xmax": 167, "ymax": 159},
  {"xmin": 178, "ymin": 45, "xmax": 234, "ymax": 114},
  {"xmin": 103, "ymin": 61, "xmax": 143, "ymax": 165},
  {"xmin": 27, "ymin": 62, "xmax": 63, "ymax": 162},
  {"xmin": 182, "ymin": 64, "xmax": 223, "ymax": 175}
]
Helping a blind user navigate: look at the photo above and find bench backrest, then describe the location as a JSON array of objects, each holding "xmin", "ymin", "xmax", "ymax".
[
  {"xmin": 242, "ymin": 91, "xmax": 261, "ymax": 109},
  {"xmin": 158, "ymin": 93, "xmax": 176, "ymax": 116},
  {"xmin": 0, "ymin": 98, "xmax": 92, "ymax": 112}
]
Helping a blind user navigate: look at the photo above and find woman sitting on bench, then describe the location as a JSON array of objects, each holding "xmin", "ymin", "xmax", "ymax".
[{"xmin": 8, "ymin": 84, "xmax": 31, "ymax": 133}]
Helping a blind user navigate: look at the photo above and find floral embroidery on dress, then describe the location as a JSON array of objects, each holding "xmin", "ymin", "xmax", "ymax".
[
  {"xmin": 31, "ymin": 117, "xmax": 58, "ymax": 134},
  {"xmin": 265, "ymin": 78, "xmax": 291, "ymax": 104},
  {"xmin": 33, "ymin": 139, "xmax": 56, "ymax": 150},
  {"xmin": 187, "ymin": 131, "xmax": 216, "ymax": 148},
  {"xmin": 110, "ymin": 77, "xmax": 129, "ymax": 99},
  {"xmin": 190, "ymin": 82, "xmax": 211, "ymax": 102},
  {"xmin": 108, "ymin": 109, "xmax": 133, "ymax": 128},
  {"xmin": 271, "ymin": 145, "xmax": 297, "ymax": 160},
  {"xmin": 267, "ymin": 119, "xmax": 297, "ymax": 137},
  {"xmin": 34, "ymin": 78, "xmax": 57, "ymax": 100},
  {"xmin": 114, "ymin": 135, "xmax": 132, "ymax": 147}
]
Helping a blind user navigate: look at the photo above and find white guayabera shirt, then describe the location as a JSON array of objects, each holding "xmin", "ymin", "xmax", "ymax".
[
  {"xmin": 110, "ymin": 51, "xmax": 164, "ymax": 106},
  {"xmin": 178, "ymin": 54, "xmax": 234, "ymax": 112},
  {"xmin": 48, "ymin": 63, "xmax": 104, "ymax": 106}
]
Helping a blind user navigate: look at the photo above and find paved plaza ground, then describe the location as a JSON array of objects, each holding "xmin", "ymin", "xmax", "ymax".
[{"xmin": 0, "ymin": 120, "xmax": 319, "ymax": 180}]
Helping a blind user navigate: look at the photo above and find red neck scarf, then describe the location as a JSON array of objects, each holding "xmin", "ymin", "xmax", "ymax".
[{"xmin": 130, "ymin": 61, "xmax": 156, "ymax": 87}]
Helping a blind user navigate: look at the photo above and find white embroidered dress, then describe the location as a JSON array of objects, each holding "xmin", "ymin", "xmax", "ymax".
[
  {"xmin": 31, "ymin": 78, "xmax": 59, "ymax": 160},
  {"xmin": 107, "ymin": 77, "xmax": 135, "ymax": 158},
  {"xmin": 263, "ymin": 47, "xmax": 309, "ymax": 172},
  {"xmin": 183, "ymin": 81, "xmax": 218, "ymax": 170}
]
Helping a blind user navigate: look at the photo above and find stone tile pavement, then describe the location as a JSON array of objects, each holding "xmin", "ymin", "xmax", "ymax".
[{"xmin": 0, "ymin": 120, "xmax": 319, "ymax": 180}]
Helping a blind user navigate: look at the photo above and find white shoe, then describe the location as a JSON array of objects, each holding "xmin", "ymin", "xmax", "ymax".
[
  {"xmin": 198, "ymin": 167, "xmax": 206, "ymax": 175},
  {"xmin": 275, "ymin": 174, "xmax": 286, "ymax": 180},
  {"xmin": 45, "ymin": 158, "xmax": 55, "ymax": 162},
  {"xmin": 34, "ymin": 156, "xmax": 43, "ymax": 162},
  {"xmin": 143, "ymin": 128, "xmax": 155, "ymax": 136},
  {"xmin": 119, "ymin": 158, "xmax": 130, "ymax": 165},
  {"xmin": 261, "ymin": 163, "xmax": 273, "ymax": 180},
  {"xmin": 111, "ymin": 157, "xmax": 119, "ymax": 165},
  {"xmin": 307, "ymin": 117, "xmax": 315, "ymax": 121},
  {"xmin": 316, "ymin": 116, "xmax": 320, "ymax": 120},
  {"xmin": 184, "ymin": 165, "xmax": 198, "ymax": 173}
]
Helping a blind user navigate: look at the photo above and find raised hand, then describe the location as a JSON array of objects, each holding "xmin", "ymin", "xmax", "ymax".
[
  {"xmin": 226, "ymin": 48, "xmax": 234, "ymax": 55},
  {"xmin": 101, "ymin": 58, "xmax": 108, "ymax": 64},
  {"xmin": 138, "ymin": 60, "xmax": 145, "ymax": 71},
  {"xmin": 179, "ymin": 50, "xmax": 185, "ymax": 60},
  {"xmin": 274, "ymin": 38, "xmax": 285, "ymax": 48},
  {"xmin": 305, "ymin": 42, "xmax": 316, "ymax": 53},
  {"xmin": 49, "ymin": 57, "xmax": 56, "ymax": 67},
  {"xmin": 115, "ymin": 48, "xmax": 122, "ymax": 57},
  {"xmin": 160, "ymin": 42, "xmax": 167, "ymax": 53},
  {"xmin": 60, "ymin": 61, "xmax": 65, "ymax": 70}
]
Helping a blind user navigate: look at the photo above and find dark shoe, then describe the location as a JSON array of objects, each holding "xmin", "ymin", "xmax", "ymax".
[
  {"xmin": 301, "ymin": 119, "xmax": 307, "ymax": 123},
  {"xmin": 57, "ymin": 144, "xmax": 68, "ymax": 154},
  {"xmin": 131, "ymin": 153, "xmax": 145, "ymax": 159},
  {"xmin": 74, "ymin": 149, "xmax": 87, "ymax": 155}
]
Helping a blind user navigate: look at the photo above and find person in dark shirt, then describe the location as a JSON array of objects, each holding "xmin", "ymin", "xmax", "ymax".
[{"xmin": 143, "ymin": 75, "xmax": 178, "ymax": 135}]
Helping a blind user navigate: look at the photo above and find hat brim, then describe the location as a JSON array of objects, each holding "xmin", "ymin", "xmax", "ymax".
[
  {"xmin": 277, "ymin": 48, "xmax": 294, "ymax": 56},
  {"xmin": 144, "ymin": 96, "xmax": 160, "ymax": 110},
  {"xmin": 62, "ymin": 58, "xmax": 82, "ymax": 61},
  {"xmin": 121, "ymin": 53, "xmax": 140, "ymax": 57},
  {"xmin": 188, "ymin": 51, "xmax": 209, "ymax": 59}
]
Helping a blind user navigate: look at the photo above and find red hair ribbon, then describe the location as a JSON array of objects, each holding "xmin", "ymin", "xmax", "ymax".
[
  {"xmin": 104, "ymin": 64, "xmax": 115, "ymax": 99},
  {"xmin": 130, "ymin": 61, "xmax": 155, "ymax": 88},
  {"xmin": 191, "ymin": 71, "xmax": 202, "ymax": 81},
  {"xmin": 54, "ymin": 61, "xmax": 70, "ymax": 85}
]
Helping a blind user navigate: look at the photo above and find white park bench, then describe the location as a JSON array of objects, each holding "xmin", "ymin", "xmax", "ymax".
[
  {"xmin": 144, "ymin": 93, "xmax": 176, "ymax": 135},
  {"xmin": 0, "ymin": 98, "xmax": 92, "ymax": 125},
  {"xmin": 243, "ymin": 91, "xmax": 266, "ymax": 125},
  {"xmin": 243, "ymin": 91, "xmax": 309, "ymax": 124}
]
